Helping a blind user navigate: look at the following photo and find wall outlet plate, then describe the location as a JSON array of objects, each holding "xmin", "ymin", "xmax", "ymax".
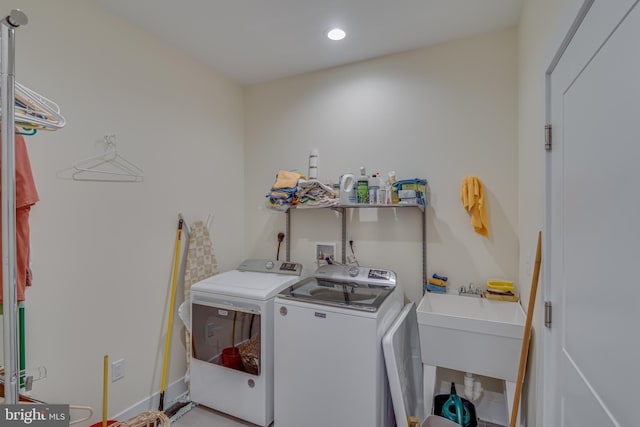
[
  {"xmin": 112, "ymin": 358, "xmax": 125, "ymax": 382},
  {"xmin": 315, "ymin": 242, "xmax": 336, "ymax": 266}
]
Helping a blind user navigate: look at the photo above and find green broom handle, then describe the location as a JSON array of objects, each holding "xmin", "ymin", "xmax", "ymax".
[{"xmin": 19, "ymin": 302, "xmax": 24, "ymax": 388}]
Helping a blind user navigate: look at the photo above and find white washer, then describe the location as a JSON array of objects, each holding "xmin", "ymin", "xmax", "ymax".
[
  {"xmin": 274, "ymin": 264, "xmax": 403, "ymax": 427},
  {"xmin": 190, "ymin": 259, "xmax": 304, "ymax": 427}
]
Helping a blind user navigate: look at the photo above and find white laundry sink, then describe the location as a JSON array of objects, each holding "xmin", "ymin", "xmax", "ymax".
[{"xmin": 416, "ymin": 292, "xmax": 526, "ymax": 382}]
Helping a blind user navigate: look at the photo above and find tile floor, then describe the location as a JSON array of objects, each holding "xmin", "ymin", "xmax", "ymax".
[
  {"xmin": 171, "ymin": 405, "xmax": 505, "ymax": 427},
  {"xmin": 171, "ymin": 405, "xmax": 259, "ymax": 427}
]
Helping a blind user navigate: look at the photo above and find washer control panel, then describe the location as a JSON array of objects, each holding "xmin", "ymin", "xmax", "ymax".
[{"xmin": 314, "ymin": 264, "xmax": 396, "ymax": 287}]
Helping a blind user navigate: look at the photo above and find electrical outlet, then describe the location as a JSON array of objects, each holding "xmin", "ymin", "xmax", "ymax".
[{"xmin": 112, "ymin": 358, "xmax": 125, "ymax": 382}]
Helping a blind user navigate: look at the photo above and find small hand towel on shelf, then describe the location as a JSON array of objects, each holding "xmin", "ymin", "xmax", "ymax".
[
  {"xmin": 426, "ymin": 283, "xmax": 447, "ymax": 293},
  {"xmin": 428, "ymin": 278, "xmax": 447, "ymax": 287}
]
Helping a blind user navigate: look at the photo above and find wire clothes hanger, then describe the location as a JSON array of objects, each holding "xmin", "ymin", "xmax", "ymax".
[
  {"xmin": 71, "ymin": 134, "xmax": 144, "ymax": 182},
  {"xmin": 0, "ymin": 80, "xmax": 66, "ymax": 131}
]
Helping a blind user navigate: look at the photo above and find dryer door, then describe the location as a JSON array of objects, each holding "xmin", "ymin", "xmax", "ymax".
[{"xmin": 191, "ymin": 301, "xmax": 262, "ymax": 375}]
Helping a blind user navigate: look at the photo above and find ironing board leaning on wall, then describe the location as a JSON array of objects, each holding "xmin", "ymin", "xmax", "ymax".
[{"xmin": 179, "ymin": 216, "xmax": 219, "ymax": 381}]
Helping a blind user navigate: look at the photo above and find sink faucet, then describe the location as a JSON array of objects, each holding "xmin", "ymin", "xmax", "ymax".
[{"xmin": 459, "ymin": 283, "xmax": 484, "ymax": 298}]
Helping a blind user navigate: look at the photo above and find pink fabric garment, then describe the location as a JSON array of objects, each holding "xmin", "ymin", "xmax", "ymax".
[{"xmin": 0, "ymin": 132, "xmax": 39, "ymax": 302}]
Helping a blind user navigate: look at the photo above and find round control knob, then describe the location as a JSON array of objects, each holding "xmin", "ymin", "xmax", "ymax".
[
  {"xmin": 348, "ymin": 266, "xmax": 359, "ymax": 277},
  {"xmin": 265, "ymin": 261, "xmax": 275, "ymax": 270}
]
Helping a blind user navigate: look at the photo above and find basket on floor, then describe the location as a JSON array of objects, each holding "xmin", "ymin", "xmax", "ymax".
[
  {"xmin": 110, "ymin": 411, "xmax": 170, "ymax": 427},
  {"xmin": 238, "ymin": 334, "xmax": 260, "ymax": 375}
]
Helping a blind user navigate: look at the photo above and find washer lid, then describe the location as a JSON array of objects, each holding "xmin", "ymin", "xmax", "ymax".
[
  {"xmin": 277, "ymin": 276, "xmax": 395, "ymax": 312},
  {"xmin": 382, "ymin": 303, "xmax": 425, "ymax": 427}
]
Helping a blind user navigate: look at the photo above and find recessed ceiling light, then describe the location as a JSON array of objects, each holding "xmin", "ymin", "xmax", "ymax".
[{"xmin": 327, "ymin": 28, "xmax": 346, "ymax": 41}]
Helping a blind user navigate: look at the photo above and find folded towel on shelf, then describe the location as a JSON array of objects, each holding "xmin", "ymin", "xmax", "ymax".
[
  {"xmin": 432, "ymin": 273, "xmax": 448, "ymax": 282},
  {"xmin": 426, "ymin": 283, "xmax": 447, "ymax": 293},
  {"xmin": 428, "ymin": 278, "xmax": 447, "ymax": 287},
  {"xmin": 267, "ymin": 170, "xmax": 303, "ymax": 210},
  {"xmin": 295, "ymin": 179, "xmax": 337, "ymax": 208},
  {"xmin": 266, "ymin": 187, "xmax": 298, "ymax": 210},
  {"xmin": 273, "ymin": 170, "xmax": 303, "ymax": 189}
]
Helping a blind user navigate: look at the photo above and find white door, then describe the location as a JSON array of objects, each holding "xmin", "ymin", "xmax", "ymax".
[{"xmin": 545, "ymin": 1, "xmax": 640, "ymax": 426}]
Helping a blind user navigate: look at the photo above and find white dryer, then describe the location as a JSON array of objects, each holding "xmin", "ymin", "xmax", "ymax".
[
  {"xmin": 274, "ymin": 264, "xmax": 403, "ymax": 427},
  {"xmin": 190, "ymin": 259, "xmax": 303, "ymax": 426}
]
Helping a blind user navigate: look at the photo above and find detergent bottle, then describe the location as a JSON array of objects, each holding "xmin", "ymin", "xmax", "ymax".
[
  {"xmin": 339, "ymin": 172, "xmax": 356, "ymax": 205},
  {"xmin": 357, "ymin": 167, "xmax": 369, "ymax": 204}
]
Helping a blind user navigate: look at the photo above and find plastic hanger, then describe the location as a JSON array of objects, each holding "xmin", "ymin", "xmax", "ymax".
[
  {"xmin": 0, "ymin": 127, "xmax": 38, "ymax": 136},
  {"xmin": 71, "ymin": 135, "xmax": 144, "ymax": 182}
]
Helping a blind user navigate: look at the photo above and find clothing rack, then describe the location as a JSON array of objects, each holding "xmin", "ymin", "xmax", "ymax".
[{"xmin": 1, "ymin": 9, "xmax": 29, "ymax": 404}]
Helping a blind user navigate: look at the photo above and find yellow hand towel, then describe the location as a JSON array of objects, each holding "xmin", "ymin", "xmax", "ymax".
[
  {"xmin": 461, "ymin": 176, "xmax": 489, "ymax": 237},
  {"xmin": 428, "ymin": 278, "xmax": 447, "ymax": 287},
  {"xmin": 273, "ymin": 170, "xmax": 302, "ymax": 189}
]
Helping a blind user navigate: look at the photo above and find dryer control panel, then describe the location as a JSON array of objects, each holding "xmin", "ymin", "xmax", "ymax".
[{"xmin": 237, "ymin": 259, "xmax": 303, "ymax": 276}]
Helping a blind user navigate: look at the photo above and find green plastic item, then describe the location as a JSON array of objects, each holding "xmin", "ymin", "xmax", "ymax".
[
  {"xmin": 442, "ymin": 383, "xmax": 470, "ymax": 426},
  {"xmin": 0, "ymin": 302, "xmax": 27, "ymax": 388}
]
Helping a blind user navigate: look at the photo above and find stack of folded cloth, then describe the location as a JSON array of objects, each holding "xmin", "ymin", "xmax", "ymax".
[
  {"xmin": 486, "ymin": 280, "xmax": 515, "ymax": 296},
  {"xmin": 266, "ymin": 170, "xmax": 303, "ymax": 210},
  {"xmin": 295, "ymin": 178, "xmax": 337, "ymax": 208},
  {"xmin": 425, "ymin": 273, "xmax": 448, "ymax": 293}
]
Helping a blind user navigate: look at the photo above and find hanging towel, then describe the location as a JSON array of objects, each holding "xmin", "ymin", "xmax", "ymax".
[
  {"xmin": 460, "ymin": 176, "xmax": 489, "ymax": 238},
  {"xmin": 183, "ymin": 220, "xmax": 219, "ymax": 380},
  {"xmin": 0, "ymin": 132, "xmax": 39, "ymax": 303}
]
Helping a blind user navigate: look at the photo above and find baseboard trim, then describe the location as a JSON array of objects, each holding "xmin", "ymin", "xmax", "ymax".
[{"xmin": 114, "ymin": 377, "xmax": 188, "ymax": 421}]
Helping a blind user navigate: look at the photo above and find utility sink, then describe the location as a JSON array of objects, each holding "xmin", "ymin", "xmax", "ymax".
[{"xmin": 416, "ymin": 292, "xmax": 526, "ymax": 382}]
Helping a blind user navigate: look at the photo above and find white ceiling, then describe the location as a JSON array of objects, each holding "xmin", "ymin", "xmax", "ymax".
[{"xmin": 93, "ymin": 0, "xmax": 524, "ymax": 85}]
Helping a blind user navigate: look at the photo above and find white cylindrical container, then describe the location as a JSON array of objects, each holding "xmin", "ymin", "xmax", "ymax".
[{"xmin": 308, "ymin": 149, "xmax": 319, "ymax": 179}]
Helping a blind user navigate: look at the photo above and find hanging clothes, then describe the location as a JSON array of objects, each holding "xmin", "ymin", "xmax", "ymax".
[
  {"xmin": 460, "ymin": 176, "xmax": 489, "ymax": 238},
  {"xmin": 183, "ymin": 220, "xmax": 218, "ymax": 376},
  {"xmin": 0, "ymin": 132, "xmax": 39, "ymax": 302}
]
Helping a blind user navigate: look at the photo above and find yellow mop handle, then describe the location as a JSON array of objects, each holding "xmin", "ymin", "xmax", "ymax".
[
  {"xmin": 103, "ymin": 355, "xmax": 108, "ymax": 427},
  {"xmin": 160, "ymin": 218, "xmax": 183, "ymax": 406}
]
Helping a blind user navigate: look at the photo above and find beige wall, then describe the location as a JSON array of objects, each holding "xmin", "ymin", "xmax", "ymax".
[
  {"xmin": 245, "ymin": 28, "xmax": 518, "ymax": 305},
  {"xmin": 518, "ymin": 0, "xmax": 584, "ymax": 425},
  {"xmin": 0, "ymin": 0, "xmax": 593, "ymax": 424},
  {"xmin": 0, "ymin": 0, "xmax": 245, "ymax": 423}
]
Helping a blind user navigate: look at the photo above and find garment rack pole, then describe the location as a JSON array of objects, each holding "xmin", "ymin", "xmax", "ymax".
[{"xmin": 1, "ymin": 9, "xmax": 28, "ymax": 405}]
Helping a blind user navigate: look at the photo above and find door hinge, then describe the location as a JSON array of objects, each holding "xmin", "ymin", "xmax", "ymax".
[
  {"xmin": 544, "ymin": 301, "xmax": 552, "ymax": 328},
  {"xmin": 545, "ymin": 124, "xmax": 552, "ymax": 151}
]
